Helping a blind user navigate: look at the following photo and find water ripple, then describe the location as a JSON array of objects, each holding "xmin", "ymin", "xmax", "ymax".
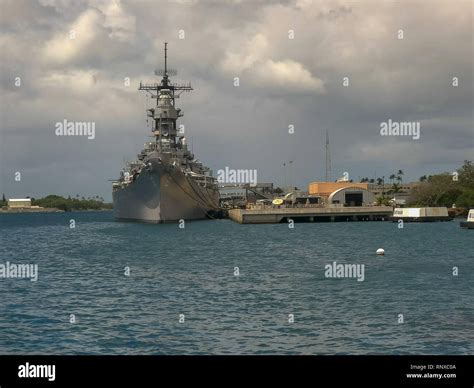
[{"xmin": 0, "ymin": 212, "xmax": 472, "ymax": 354}]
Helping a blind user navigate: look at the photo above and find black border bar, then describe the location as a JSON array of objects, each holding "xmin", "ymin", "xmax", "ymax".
[{"xmin": 0, "ymin": 355, "xmax": 472, "ymax": 387}]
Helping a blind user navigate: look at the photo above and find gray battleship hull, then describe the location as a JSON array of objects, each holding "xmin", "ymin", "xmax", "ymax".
[{"xmin": 113, "ymin": 158, "xmax": 219, "ymax": 223}]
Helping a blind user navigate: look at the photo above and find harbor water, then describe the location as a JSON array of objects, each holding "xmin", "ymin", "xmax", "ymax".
[{"xmin": 0, "ymin": 211, "xmax": 472, "ymax": 354}]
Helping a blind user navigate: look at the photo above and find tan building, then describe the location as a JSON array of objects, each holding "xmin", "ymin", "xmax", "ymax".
[
  {"xmin": 8, "ymin": 198, "xmax": 31, "ymax": 208},
  {"xmin": 368, "ymin": 182, "xmax": 419, "ymax": 203},
  {"xmin": 308, "ymin": 182, "xmax": 369, "ymax": 197}
]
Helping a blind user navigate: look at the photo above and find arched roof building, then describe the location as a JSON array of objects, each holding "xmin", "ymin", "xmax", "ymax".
[{"xmin": 327, "ymin": 187, "xmax": 375, "ymax": 206}]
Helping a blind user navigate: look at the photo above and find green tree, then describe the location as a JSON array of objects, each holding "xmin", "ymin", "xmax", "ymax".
[
  {"xmin": 411, "ymin": 173, "xmax": 461, "ymax": 206},
  {"xmin": 30, "ymin": 194, "xmax": 112, "ymax": 211},
  {"xmin": 457, "ymin": 160, "xmax": 474, "ymax": 188},
  {"xmin": 387, "ymin": 182, "xmax": 402, "ymax": 196},
  {"xmin": 376, "ymin": 196, "xmax": 391, "ymax": 206},
  {"xmin": 455, "ymin": 189, "xmax": 474, "ymax": 208},
  {"xmin": 452, "ymin": 160, "xmax": 474, "ymax": 207}
]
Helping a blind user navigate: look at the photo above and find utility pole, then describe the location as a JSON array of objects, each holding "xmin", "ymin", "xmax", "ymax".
[
  {"xmin": 289, "ymin": 160, "xmax": 293, "ymax": 189},
  {"xmin": 325, "ymin": 130, "xmax": 331, "ymax": 182}
]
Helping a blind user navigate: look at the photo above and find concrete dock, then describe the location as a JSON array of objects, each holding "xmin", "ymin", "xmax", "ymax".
[{"xmin": 228, "ymin": 206, "xmax": 393, "ymax": 224}]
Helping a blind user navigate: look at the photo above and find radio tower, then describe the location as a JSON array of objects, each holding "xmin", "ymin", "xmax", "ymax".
[{"xmin": 325, "ymin": 130, "xmax": 331, "ymax": 182}]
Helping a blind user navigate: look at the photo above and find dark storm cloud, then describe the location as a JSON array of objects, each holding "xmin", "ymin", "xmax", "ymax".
[{"xmin": 0, "ymin": 0, "xmax": 472, "ymax": 201}]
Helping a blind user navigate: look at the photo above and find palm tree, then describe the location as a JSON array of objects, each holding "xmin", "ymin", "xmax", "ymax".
[
  {"xmin": 389, "ymin": 174, "xmax": 396, "ymax": 184},
  {"xmin": 397, "ymin": 170, "xmax": 404, "ymax": 184},
  {"xmin": 390, "ymin": 182, "xmax": 402, "ymax": 198}
]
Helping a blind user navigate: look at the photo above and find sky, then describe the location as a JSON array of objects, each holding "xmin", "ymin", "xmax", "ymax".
[{"xmin": 1, "ymin": 0, "xmax": 473, "ymax": 201}]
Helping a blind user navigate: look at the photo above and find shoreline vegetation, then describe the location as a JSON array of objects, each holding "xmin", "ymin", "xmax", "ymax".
[
  {"xmin": 343, "ymin": 161, "xmax": 473, "ymax": 211},
  {"xmin": 0, "ymin": 195, "xmax": 113, "ymax": 213}
]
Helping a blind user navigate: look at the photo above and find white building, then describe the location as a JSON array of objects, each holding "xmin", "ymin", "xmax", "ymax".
[{"xmin": 8, "ymin": 198, "xmax": 31, "ymax": 208}]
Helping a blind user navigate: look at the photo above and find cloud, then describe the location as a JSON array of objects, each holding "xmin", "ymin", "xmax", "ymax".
[
  {"xmin": 42, "ymin": 9, "xmax": 102, "ymax": 64},
  {"xmin": 221, "ymin": 33, "xmax": 325, "ymax": 93},
  {"xmin": 253, "ymin": 59, "xmax": 325, "ymax": 92},
  {"xmin": 94, "ymin": 0, "xmax": 136, "ymax": 42},
  {"xmin": 39, "ymin": 69, "xmax": 100, "ymax": 92},
  {"xmin": 0, "ymin": 0, "xmax": 472, "ymax": 201},
  {"xmin": 41, "ymin": 1, "xmax": 136, "ymax": 65},
  {"xmin": 221, "ymin": 33, "xmax": 269, "ymax": 73}
]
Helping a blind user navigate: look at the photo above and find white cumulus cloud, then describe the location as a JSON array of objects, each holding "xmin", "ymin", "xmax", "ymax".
[
  {"xmin": 42, "ymin": 9, "xmax": 102, "ymax": 64},
  {"xmin": 221, "ymin": 33, "xmax": 325, "ymax": 93}
]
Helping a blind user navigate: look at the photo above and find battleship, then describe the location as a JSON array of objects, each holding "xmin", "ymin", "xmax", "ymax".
[{"xmin": 112, "ymin": 43, "xmax": 220, "ymax": 223}]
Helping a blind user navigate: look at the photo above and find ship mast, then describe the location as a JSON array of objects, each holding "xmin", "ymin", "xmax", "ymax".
[
  {"xmin": 138, "ymin": 43, "xmax": 193, "ymax": 152},
  {"xmin": 164, "ymin": 42, "xmax": 167, "ymax": 73},
  {"xmin": 139, "ymin": 42, "xmax": 193, "ymax": 99},
  {"xmin": 163, "ymin": 42, "xmax": 169, "ymax": 87}
]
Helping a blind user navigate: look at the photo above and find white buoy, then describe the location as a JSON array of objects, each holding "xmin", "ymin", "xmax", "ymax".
[{"xmin": 376, "ymin": 248, "xmax": 385, "ymax": 255}]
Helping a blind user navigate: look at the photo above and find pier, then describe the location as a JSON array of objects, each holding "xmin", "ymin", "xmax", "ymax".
[{"xmin": 228, "ymin": 206, "xmax": 393, "ymax": 224}]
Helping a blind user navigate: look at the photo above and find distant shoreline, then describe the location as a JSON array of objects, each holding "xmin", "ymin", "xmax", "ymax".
[
  {"xmin": 1, "ymin": 195, "xmax": 113, "ymax": 213},
  {"xmin": 0, "ymin": 208, "xmax": 113, "ymax": 214}
]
